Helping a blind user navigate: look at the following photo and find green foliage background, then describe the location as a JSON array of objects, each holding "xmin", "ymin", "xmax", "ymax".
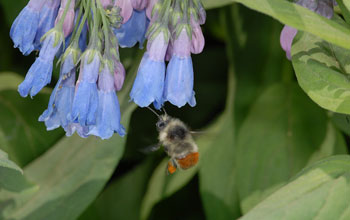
[{"xmin": 0, "ymin": 0, "xmax": 349, "ymax": 219}]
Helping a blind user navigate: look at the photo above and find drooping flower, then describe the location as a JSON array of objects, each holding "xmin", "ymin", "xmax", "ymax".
[
  {"xmin": 163, "ymin": 28, "xmax": 196, "ymax": 107},
  {"xmin": 130, "ymin": 31, "xmax": 169, "ymax": 109},
  {"xmin": 280, "ymin": 0, "xmax": 335, "ymax": 60},
  {"xmin": 10, "ymin": 0, "xmax": 46, "ymax": 55},
  {"xmin": 69, "ymin": 50, "xmax": 100, "ymax": 126},
  {"xmin": 34, "ymin": 0, "xmax": 61, "ymax": 50},
  {"xmin": 39, "ymin": 47, "xmax": 78, "ymax": 132},
  {"xmin": 18, "ymin": 29, "xmax": 63, "ymax": 97},
  {"xmin": 88, "ymin": 65, "xmax": 125, "ymax": 139}
]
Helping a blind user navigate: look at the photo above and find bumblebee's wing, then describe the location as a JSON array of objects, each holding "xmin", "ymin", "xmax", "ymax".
[{"xmin": 139, "ymin": 144, "xmax": 161, "ymax": 154}]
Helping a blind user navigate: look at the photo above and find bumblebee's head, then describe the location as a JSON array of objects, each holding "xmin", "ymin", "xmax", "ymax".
[{"xmin": 156, "ymin": 115, "xmax": 171, "ymax": 131}]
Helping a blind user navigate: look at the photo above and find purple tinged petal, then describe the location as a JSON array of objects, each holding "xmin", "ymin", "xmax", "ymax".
[
  {"xmin": 190, "ymin": 20, "xmax": 205, "ymax": 54},
  {"xmin": 296, "ymin": 0, "xmax": 318, "ymax": 11},
  {"xmin": 100, "ymin": 0, "xmax": 112, "ymax": 9},
  {"xmin": 115, "ymin": 0, "xmax": 133, "ymax": 23},
  {"xmin": 316, "ymin": 0, "xmax": 334, "ymax": 18},
  {"xmin": 130, "ymin": 52, "xmax": 165, "ymax": 108},
  {"xmin": 131, "ymin": 0, "xmax": 149, "ymax": 11},
  {"xmin": 147, "ymin": 31, "xmax": 169, "ymax": 61},
  {"xmin": 114, "ymin": 61, "xmax": 125, "ymax": 91},
  {"xmin": 163, "ymin": 56, "xmax": 196, "ymax": 108},
  {"xmin": 98, "ymin": 66, "xmax": 115, "ymax": 92},
  {"xmin": 173, "ymin": 29, "xmax": 191, "ymax": 57},
  {"xmin": 146, "ymin": 0, "xmax": 157, "ymax": 20},
  {"xmin": 280, "ymin": 25, "xmax": 298, "ymax": 60},
  {"xmin": 114, "ymin": 9, "xmax": 149, "ymax": 49}
]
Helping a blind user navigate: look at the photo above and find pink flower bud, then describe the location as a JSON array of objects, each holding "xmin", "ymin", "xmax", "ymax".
[
  {"xmin": 114, "ymin": 62, "xmax": 125, "ymax": 91},
  {"xmin": 190, "ymin": 21, "xmax": 205, "ymax": 54},
  {"xmin": 55, "ymin": 0, "xmax": 75, "ymax": 37},
  {"xmin": 115, "ymin": 0, "xmax": 133, "ymax": 24}
]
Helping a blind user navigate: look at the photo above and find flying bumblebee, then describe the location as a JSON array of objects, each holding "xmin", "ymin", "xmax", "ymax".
[{"xmin": 147, "ymin": 107, "xmax": 199, "ymax": 175}]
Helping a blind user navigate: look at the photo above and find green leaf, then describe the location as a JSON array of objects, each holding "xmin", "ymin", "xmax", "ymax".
[
  {"xmin": 0, "ymin": 148, "xmax": 34, "ymax": 192},
  {"xmin": 78, "ymin": 158, "xmax": 154, "ymax": 220},
  {"xmin": 240, "ymin": 155, "xmax": 350, "ymax": 220},
  {"xmin": 0, "ymin": 52, "xmax": 141, "ymax": 220},
  {"xmin": 292, "ymin": 31, "xmax": 350, "ymax": 115},
  {"xmin": 235, "ymin": 83, "xmax": 340, "ymax": 213},
  {"xmin": 205, "ymin": 0, "xmax": 350, "ymax": 50}
]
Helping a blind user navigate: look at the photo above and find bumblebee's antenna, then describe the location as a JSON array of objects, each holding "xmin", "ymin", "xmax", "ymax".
[{"xmin": 146, "ymin": 106, "xmax": 160, "ymax": 118}]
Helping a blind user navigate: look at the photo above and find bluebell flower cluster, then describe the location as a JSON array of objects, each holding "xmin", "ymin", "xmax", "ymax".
[
  {"xmin": 126, "ymin": 0, "xmax": 206, "ymax": 108},
  {"xmin": 11, "ymin": 0, "xmax": 206, "ymax": 139}
]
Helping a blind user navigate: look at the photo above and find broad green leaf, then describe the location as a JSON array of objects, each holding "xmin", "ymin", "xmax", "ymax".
[
  {"xmin": 0, "ymin": 52, "xmax": 141, "ymax": 220},
  {"xmin": 78, "ymin": 158, "xmax": 154, "ymax": 220},
  {"xmin": 236, "ymin": 83, "xmax": 337, "ymax": 213},
  {"xmin": 240, "ymin": 155, "xmax": 350, "ymax": 220},
  {"xmin": 0, "ymin": 148, "xmax": 34, "ymax": 192},
  {"xmin": 205, "ymin": 0, "xmax": 350, "ymax": 50},
  {"xmin": 292, "ymin": 31, "xmax": 350, "ymax": 115}
]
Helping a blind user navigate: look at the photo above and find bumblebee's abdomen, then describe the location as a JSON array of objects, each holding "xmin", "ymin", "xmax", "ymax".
[{"xmin": 167, "ymin": 125, "xmax": 187, "ymax": 140}]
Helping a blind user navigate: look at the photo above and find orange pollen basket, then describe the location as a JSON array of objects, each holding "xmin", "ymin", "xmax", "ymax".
[
  {"xmin": 167, "ymin": 161, "xmax": 177, "ymax": 174},
  {"xmin": 177, "ymin": 152, "xmax": 199, "ymax": 170}
]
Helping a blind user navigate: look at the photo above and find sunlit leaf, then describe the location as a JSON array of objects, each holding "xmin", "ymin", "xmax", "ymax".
[
  {"xmin": 240, "ymin": 155, "xmax": 350, "ymax": 220},
  {"xmin": 292, "ymin": 31, "xmax": 350, "ymax": 115}
]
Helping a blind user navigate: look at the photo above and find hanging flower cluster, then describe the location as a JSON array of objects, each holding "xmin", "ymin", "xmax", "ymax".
[
  {"xmin": 10, "ymin": 0, "xmax": 206, "ymax": 139},
  {"xmin": 280, "ymin": 0, "xmax": 336, "ymax": 60}
]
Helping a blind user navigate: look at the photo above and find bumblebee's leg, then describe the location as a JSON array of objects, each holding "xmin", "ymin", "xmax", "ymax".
[{"xmin": 167, "ymin": 159, "xmax": 177, "ymax": 175}]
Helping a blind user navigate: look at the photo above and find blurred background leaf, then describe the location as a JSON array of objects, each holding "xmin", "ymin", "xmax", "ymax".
[{"xmin": 0, "ymin": 148, "xmax": 34, "ymax": 192}]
